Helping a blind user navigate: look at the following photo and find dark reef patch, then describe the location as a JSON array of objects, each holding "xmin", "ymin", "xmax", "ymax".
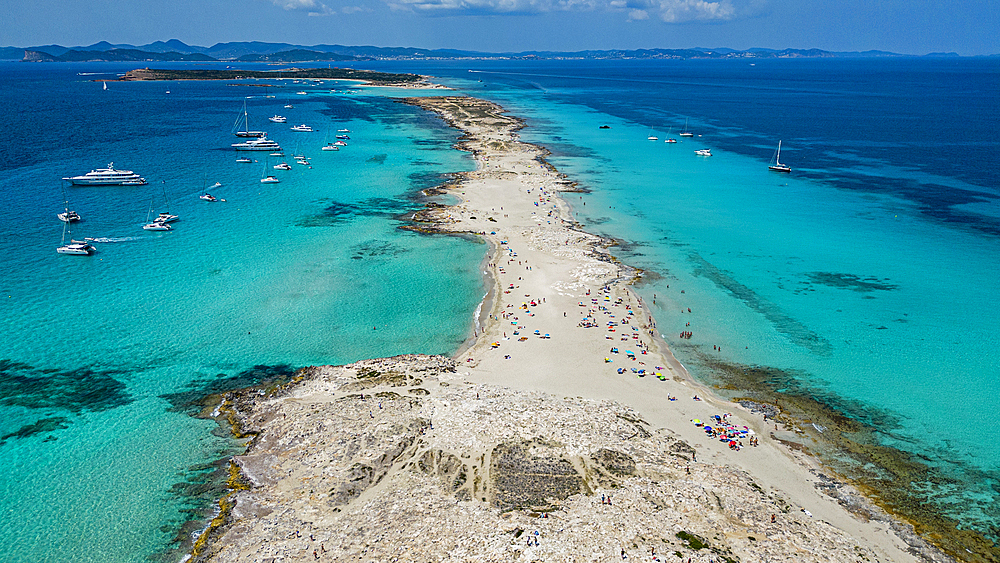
[
  {"xmin": 686, "ymin": 253, "xmax": 832, "ymax": 356},
  {"xmin": 804, "ymin": 272, "xmax": 898, "ymax": 293},
  {"xmin": 0, "ymin": 416, "xmax": 71, "ymax": 444},
  {"xmin": 0, "ymin": 359, "xmax": 131, "ymax": 413},
  {"xmin": 349, "ymin": 239, "xmax": 410, "ymax": 260},
  {"xmin": 366, "ymin": 153, "xmax": 388, "ymax": 164},
  {"xmin": 297, "ymin": 197, "xmax": 419, "ymax": 227},
  {"xmin": 698, "ymin": 355, "xmax": 1000, "ymax": 561}
]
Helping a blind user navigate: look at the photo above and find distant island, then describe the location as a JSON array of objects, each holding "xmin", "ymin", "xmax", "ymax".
[
  {"xmin": 4, "ymin": 39, "xmax": 975, "ymax": 63},
  {"xmin": 116, "ymin": 67, "xmax": 424, "ymax": 86}
]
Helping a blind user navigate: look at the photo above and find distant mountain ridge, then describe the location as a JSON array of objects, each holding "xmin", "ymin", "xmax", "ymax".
[{"xmin": 1, "ymin": 39, "xmax": 982, "ymax": 62}]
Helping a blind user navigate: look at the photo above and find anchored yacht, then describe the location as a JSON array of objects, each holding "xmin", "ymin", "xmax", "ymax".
[
  {"xmin": 232, "ymin": 137, "xmax": 281, "ymax": 151},
  {"xmin": 63, "ymin": 163, "xmax": 147, "ymax": 185}
]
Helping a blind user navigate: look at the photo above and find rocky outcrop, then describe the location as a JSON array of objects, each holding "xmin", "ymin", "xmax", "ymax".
[{"xmin": 189, "ymin": 355, "xmax": 897, "ymax": 563}]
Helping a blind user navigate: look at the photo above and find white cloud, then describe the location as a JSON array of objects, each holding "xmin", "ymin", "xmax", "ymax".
[
  {"xmin": 628, "ymin": 8, "xmax": 648, "ymax": 19},
  {"xmin": 269, "ymin": 0, "xmax": 335, "ymax": 16},
  {"xmin": 341, "ymin": 5, "xmax": 371, "ymax": 12},
  {"xmin": 385, "ymin": 0, "xmax": 740, "ymax": 21}
]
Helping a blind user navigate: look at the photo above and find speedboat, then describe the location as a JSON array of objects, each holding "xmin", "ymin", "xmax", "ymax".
[
  {"xmin": 321, "ymin": 144, "xmax": 339, "ymax": 151},
  {"xmin": 260, "ymin": 175, "xmax": 280, "ymax": 184},
  {"xmin": 694, "ymin": 149, "xmax": 712, "ymax": 156},
  {"xmin": 291, "ymin": 124, "xmax": 314, "ymax": 132},
  {"xmin": 58, "ymin": 210, "xmax": 82, "ymax": 222},
  {"xmin": 284, "ymin": 104, "xmax": 294, "ymax": 109},
  {"xmin": 337, "ymin": 129, "xmax": 351, "ymax": 133},
  {"xmin": 63, "ymin": 163, "xmax": 147, "ymax": 185},
  {"xmin": 157, "ymin": 212, "xmax": 179, "ymax": 223},
  {"xmin": 274, "ymin": 162, "xmax": 292, "ymax": 170},
  {"xmin": 269, "ymin": 115, "xmax": 287, "ymax": 123},
  {"xmin": 200, "ymin": 193, "xmax": 217, "ymax": 202},
  {"xmin": 232, "ymin": 137, "xmax": 281, "ymax": 151},
  {"xmin": 333, "ymin": 141, "xmax": 347, "ymax": 146},
  {"xmin": 236, "ymin": 156, "xmax": 252, "ymax": 163},
  {"xmin": 296, "ymin": 91, "xmax": 307, "ymax": 95},
  {"xmin": 335, "ymin": 134, "xmax": 350, "ymax": 140}
]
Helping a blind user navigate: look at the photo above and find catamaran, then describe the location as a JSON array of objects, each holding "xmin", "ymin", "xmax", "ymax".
[
  {"xmin": 768, "ymin": 141, "xmax": 791, "ymax": 173},
  {"xmin": 56, "ymin": 217, "xmax": 95, "ymax": 255}
]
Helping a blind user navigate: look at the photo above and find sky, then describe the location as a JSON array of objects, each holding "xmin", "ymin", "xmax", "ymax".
[{"xmin": 2, "ymin": 0, "xmax": 998, "ymax": 55}]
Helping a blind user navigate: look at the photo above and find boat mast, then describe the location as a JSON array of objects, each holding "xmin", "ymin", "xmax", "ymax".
[{"xmin": 776, "ymin": 140, "xmax": 782, "ymax": 164}]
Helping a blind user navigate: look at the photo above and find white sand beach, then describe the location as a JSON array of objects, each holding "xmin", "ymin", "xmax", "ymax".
[{"xmin": 189, "ymin": 96, "xmax": 950, "ymax": 563}]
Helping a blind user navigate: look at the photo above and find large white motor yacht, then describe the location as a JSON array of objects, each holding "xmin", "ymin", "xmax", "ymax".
[
  {"xmin": 291, "ymin": 124, "xmax": 314, "ymax": 132},
  {"xmin": 232, "ymin": 137, "xmax": 282, "ymax": 151},
  {"xmin": 63, "ymin": 163, "xmax": 147, "ymax": 185}
]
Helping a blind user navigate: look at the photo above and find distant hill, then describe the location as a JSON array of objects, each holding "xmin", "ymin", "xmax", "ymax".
[
  {"xmin": 235, "ymin": 49, "xmax": 361, "ymax": 62},
  {"xmin": 6, "ymin": 39, "xmax": 989, "ymax": 62},
  {"xmin": 22, "ymin": 48, "xmax": 215, "ymax": 62}
]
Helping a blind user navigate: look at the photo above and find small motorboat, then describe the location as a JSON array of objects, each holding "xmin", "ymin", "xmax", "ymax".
[
  {"xmin": 274, "ymin": 162, "xmax": 292, "ymax": 170},
  {"xmin": 335, "ymin": 134, "xmax": 350, "ymax": 140},
  {"xmin": 337, "ymin": 128, "xmax": 351, "ymax": 133},
  {"xmin": 236, "ymin": 157, "xmax": 252, "ymax": 163},
  {"xmin": 269, "ymin": 115, "xmax": 287, "ymax": 123},
  {"xmin": 694, "ymin": 148, "xmax": 712, "ymax": 157},
  {"xmin": 260, "ymin": 175, "xmax": 280, "ymax": 184},
  {"xmin": 291, "ymin": 124, "xmax": 314, "ymax": 132},
  {"xmin": 200, "ymin": 193, "xmax": 217, "ymax": 202},
  {"xmin": 333, "ymin": 141, "xmax": 347, "ymax": 147},
  {"xmin": 284, "ymin": 104, "xmax": 294, "ymax": 109}
]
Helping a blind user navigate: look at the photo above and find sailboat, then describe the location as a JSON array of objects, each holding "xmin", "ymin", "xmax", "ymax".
[
  {"xmin": 103, "ymin": 81, "xmax": 107, "ymax": 91},
  {"xmin": 260, "ymin": 156, "xmax": 280, "ymax": 183},
  {"xmin": 232, "ymin": 100, "xmax": 266, "ymax": 138},
  {"xmin": 664, "ymin": 127, "xmax": 677, "ymax": 144},
  {"xmin": 57, "ymin": 185, "xmax": 81, "ymax": 222},
  {"xmin": 679, "ymin": 118, "xmax": 694, "ymax": 137},
  {"xmin": 56, "ymin": 212, "xmax": 95, "ymax": 255},
  {"xmin": 768, "ymin": 141, "xmax": 791, "ymax": 173},
  {"xmin": 647, "ymin": 126, "xmax": 658, "ymax": 141},
  {"xmin": 321, "ymin": 131, "xmax": 338, "ymax": 151},
  {"xmin": 157, "ymin": 183, "xmax": 179, "ymax": 223},
  {"xmin": 143, "ymin": 197, "xmax": 172, "ymax": 231}
]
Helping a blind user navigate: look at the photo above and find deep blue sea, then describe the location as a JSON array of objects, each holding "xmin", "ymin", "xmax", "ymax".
[{"xmin": 1, "ymin": 57, "xmax": 998, "ymax": 560}]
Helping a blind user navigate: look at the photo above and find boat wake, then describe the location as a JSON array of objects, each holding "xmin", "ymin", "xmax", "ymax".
[{"xmin": 86, "ymin": 236, "xmax": 143, "ymax": 243}]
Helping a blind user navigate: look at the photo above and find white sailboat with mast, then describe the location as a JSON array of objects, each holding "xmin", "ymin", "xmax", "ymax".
[
  {"xmin": 232, "ymin": 100, "xmax": 266, "ymax": 138},
  {"xmin": 768, "ymin": 140, "xmax": 791, "ymax": 173},
  {"xmin": 679, "ymin": 118, "xmax": 694, "ymax": 137},
  {"xmin": 56, "ymin": 203, "xmax": 95, "ymax": 255}
]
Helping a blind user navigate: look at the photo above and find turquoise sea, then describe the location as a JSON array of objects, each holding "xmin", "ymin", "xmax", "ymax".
[{"xmin": 1, "ymin": 58, "xmax": 998, "ymax": 560}]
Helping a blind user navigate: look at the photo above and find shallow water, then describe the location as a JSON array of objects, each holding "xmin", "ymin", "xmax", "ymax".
[
  {"xmin": 352, "ymin": 58, "xmax": 1000, "ymax": 553},
  {"xmin": 0, "ymin": 62, "xmax": 486, "ymax": 562}
]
